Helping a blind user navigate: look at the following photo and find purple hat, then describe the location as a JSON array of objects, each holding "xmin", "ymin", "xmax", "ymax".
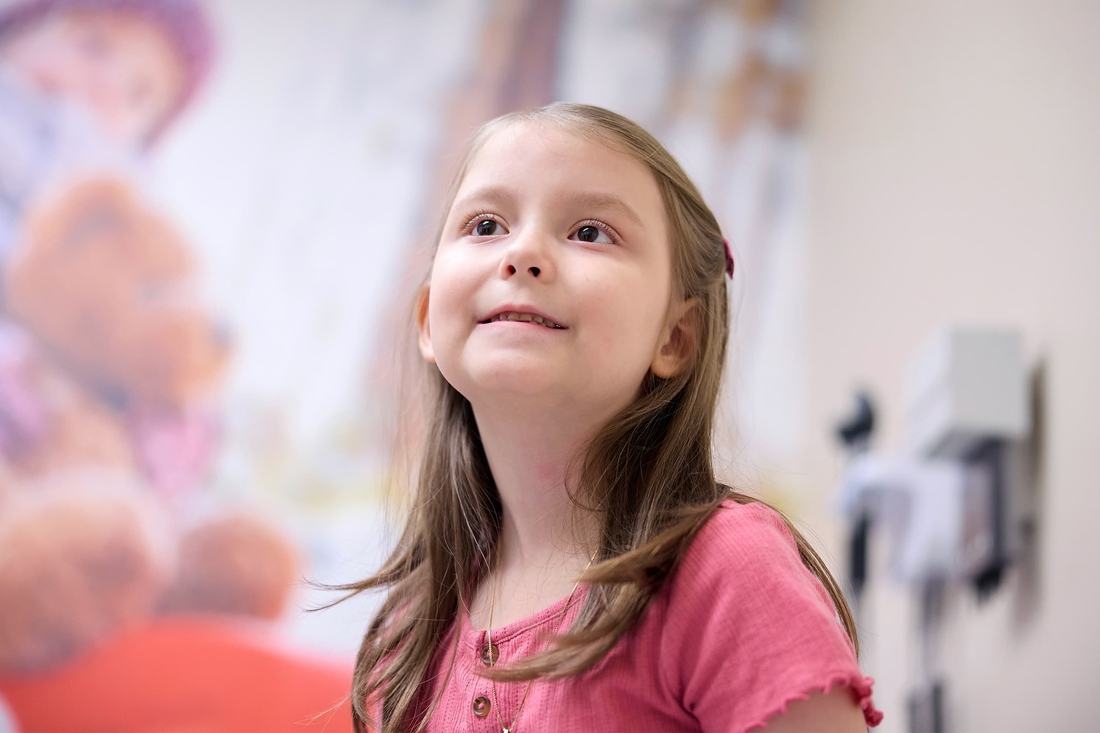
[{"xmin": 0, "ymin": 0, "xmax": 217, "ymax": 146}]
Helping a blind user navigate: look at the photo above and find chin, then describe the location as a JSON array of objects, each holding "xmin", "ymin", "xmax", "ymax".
[{"xmin": 442, "ymin": 358, "xmax": 563, "ymax": 404}]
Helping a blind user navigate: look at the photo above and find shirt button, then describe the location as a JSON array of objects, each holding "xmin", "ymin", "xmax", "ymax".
[
  {"xmin": 472, "ymin": 695, "xmax": 491, "ymax": 718},
  {"xmin": 480, "ymin": 642, "xmax": 500, "ymax": 666}
]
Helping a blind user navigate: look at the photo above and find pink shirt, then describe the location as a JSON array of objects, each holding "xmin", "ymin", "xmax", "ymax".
[{"xmin": 408, "ymin": 500, "xmax": 883, "ymax": 732}]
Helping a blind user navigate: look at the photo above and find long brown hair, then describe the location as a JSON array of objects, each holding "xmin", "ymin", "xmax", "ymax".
[{"xmin": 337, "ymin": 103, "xmax": 857, "ymax": 732}]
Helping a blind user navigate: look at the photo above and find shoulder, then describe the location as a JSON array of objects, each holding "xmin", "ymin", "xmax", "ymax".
[
  {"xmin": 660, "ymin": 497, "xmax": 832, "ymax": 646},
  {"xmin": 694, "ymin": 497, "xmax": 795, "ymax": 551},
  {"xmin": 654, "ymin": 498, "xmax": 882, "ymax": 731},
  {"xmin": 670, "ymin": 497, "xmax": 850, "ymax": 636},
  {"xmin": 674, "ymin": 498, "xmax": 811, "ymax": 595}
]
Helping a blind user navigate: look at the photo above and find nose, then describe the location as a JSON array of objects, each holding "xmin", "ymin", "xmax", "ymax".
[
  {"xmin": 499, "ymin": 228, "xmax": 553, "ymax": 281},
  {"xmin": 506, "ymin": 262, "xmax": 541, "ymax": 277}
]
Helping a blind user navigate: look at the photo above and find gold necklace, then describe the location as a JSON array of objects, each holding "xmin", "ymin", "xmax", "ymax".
[{"xmin": 486, "ymin": 548, "xmax": 597, "ymax": 733}]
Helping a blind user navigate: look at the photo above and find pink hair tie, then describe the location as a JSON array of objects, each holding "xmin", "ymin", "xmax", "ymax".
[{"xmin": 722, "ymin": 237, "xmax": 735, "ymax": 279}]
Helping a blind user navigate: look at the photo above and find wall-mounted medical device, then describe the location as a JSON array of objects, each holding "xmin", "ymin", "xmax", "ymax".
[
  {"xmin": 834, "ymin": 327, "xmax": 1034, "ymax": 733},
  {"xmin": 907, "ymin": 328, "xmax": 1030, "ymax": 592},
  {"xmin": 836, "ymin": 327, "xmax": 1031, "ymax": 594}
]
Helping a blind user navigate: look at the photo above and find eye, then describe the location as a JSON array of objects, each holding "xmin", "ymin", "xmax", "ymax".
[
  {"xmin": 476, "ymin": 219, "xmax": 499, "ymax": 236},
  {"xmin": 465, "ymin": 213, "xmax": 508, "ymax": 237},
  {"xmin": 569, "ymin": 221, "xmax": 615, "ymax": 245}
]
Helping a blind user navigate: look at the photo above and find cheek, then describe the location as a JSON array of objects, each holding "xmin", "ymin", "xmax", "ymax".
[
  {"xmin": 426, "ymin": 257, "xmax": 473, "ymax": 347},
  {"xmin": 582, "ymin": 277, "xmax": 668, "ymax": 373}
]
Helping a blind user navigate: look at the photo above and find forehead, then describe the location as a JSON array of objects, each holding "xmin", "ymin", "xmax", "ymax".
[{"xmin": 455, "ymin": 121, "xmax": 666, "ymax": 226}]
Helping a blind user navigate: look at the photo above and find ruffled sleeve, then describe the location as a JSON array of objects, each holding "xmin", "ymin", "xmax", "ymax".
[{"xmin": 658, "ymin": 501, "xmax": 883, "ymax": 731}]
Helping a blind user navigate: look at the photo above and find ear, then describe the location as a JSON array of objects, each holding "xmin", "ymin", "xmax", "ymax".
[
  {"xmin": 415, "ymin": 285, "xmax": 435, "ymax": 364},
  {"xmin": 650, "ymin": 298, "xmax": 699, "ymax": 379}
]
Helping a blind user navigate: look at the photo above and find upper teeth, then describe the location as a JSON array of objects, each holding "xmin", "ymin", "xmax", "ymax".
[{"xmin": 489, "ymin": 312, "xmax": 563, "ymax": 328}]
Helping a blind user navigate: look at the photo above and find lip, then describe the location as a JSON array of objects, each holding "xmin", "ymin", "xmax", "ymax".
[{"xmin": 478, "ymin": 304, "xmax": 567, "ymax": 329}]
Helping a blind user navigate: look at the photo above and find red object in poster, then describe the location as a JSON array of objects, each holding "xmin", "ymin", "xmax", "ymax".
[{"xmin": 0, "ymin": 617, "xmax": 353, "ymax": 732}]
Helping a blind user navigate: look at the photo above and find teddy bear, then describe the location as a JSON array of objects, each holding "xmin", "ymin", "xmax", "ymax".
[
  {"xmin": 0, "ymin": 175, "xmax": 302, "ymax": 674},
  {"xmin": 5, "ymin": 174, "xmax": 232, "ymax": 497},
  {"xmin": 5, "ymin": 176, "xmax": 228, "ymax": 415}
]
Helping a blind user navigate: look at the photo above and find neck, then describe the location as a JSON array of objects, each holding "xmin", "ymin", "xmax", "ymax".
[{"xmin": 471, "ymin": 400, "xmax": 606, "ymax": 577}]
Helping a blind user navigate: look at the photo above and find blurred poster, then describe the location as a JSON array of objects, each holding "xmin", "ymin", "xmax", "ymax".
[
  {"xmin": 0, "ymin": 0, "xmax": 806, "ymax": 730},
  {"xmin": 554, "ymin": 0, "xmax": 811, "ymax": 506}
]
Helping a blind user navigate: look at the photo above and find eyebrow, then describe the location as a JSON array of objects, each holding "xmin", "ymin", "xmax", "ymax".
[
  {"xmin": 567, "ymin": 190, "xmax": 645, "ymax": 228},
  {"xmin": 452, "ymin": 186, "xmax": 645, "ymax": 228},
  {"xmin": 452, "ymin": 185, "xmax": 514, "ymax": 212}
]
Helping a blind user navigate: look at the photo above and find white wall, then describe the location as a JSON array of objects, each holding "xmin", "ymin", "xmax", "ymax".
[{"xmin": 805, "ymin": 1, "xmax": 1100, "ymax": 730}]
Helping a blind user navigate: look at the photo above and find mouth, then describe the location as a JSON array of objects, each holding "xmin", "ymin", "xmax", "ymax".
[{"xmin": 479, "ymin": 308, "xmax": 566, "ymax": 329}]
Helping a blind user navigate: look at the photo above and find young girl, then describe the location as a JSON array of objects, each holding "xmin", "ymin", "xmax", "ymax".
[
  {"xmin": 346, "ymin": 103, "xmax": 883, "ymax": 732},
  {"xmin": 0, "ymin": 0, "xmax": 214, "ymax": 263},
  {"xmin": 0, "ymin": 0, "xmax": 214, "ymax": 147}
]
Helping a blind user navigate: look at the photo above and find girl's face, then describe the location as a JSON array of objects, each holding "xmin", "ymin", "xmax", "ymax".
[
  {"xmin": 420, "ymin": 121, "xmax": 687, "ymax": 418},
  {"xmin": 2, "ymin": 10, "xmax": 184, "ymax": 144}
]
